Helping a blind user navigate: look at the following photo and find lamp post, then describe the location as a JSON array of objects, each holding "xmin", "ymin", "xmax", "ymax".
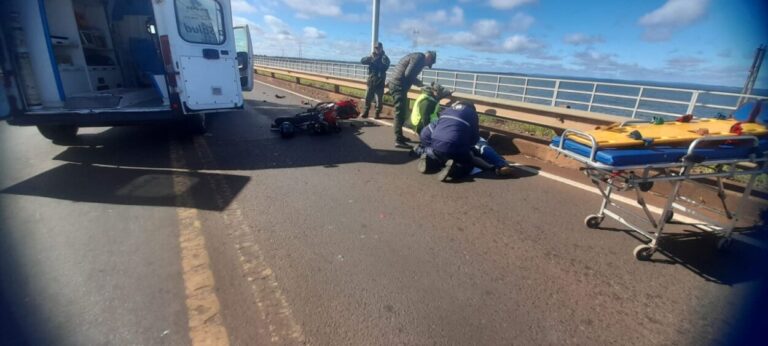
[{"xmin": 371, "ymin": 0, "xmax": 380, "ymax": 51}]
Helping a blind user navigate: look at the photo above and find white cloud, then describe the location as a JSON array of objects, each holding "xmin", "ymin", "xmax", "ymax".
[
  {"xmin": 281, "ymin": 0, "xmax": 342, "ymax": 18},
  {"xmin": 396, "ymin": 14, "xmax": 546, "ymax": 57},
  {"xmin": 489, "ymin": 0, "xmax": 537, "ymax": 10},
  {"xmin": 425, "ymin": 6, "xmax": 465, "ymax": 26},
  {"xmin": 472, "ymin": 20, "xmax": 502, "ymax": 38},
  {"xmin": 232, "ymin": 0, "xmax": 258, "ymax": 13},
  {"xmin": 233, "ymin": 15, "xmax": 257, "ymax": 27},
  {"xmin": 382, "ymin": 0, "xmax": 419, "ymax": 13},
  {"xmin": 563, "ymin": 33, "xmax": 604, "ymax": 46},
  {"xmin": 303, "ymin": 26, "xmax": 327, "ymax": 40},
  {"xmin": 502, "ymin": 34, "xmax": 541, "ymax": 52},
  {"xmin": 264, "ymin": 15, "xmax": 293, "ymax": 40},
  {"xmin": 509, "ymin": 12, "xmax": 535, "ymax": 31},
  {"xmin": 638, "ymin": 0, "xmax": 710, "ymax": 41}
]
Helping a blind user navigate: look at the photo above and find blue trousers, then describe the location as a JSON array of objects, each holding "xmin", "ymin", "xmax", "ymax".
[{"xmin": 474, "ymin": 138, "xmax": 508, "ymax": 168}]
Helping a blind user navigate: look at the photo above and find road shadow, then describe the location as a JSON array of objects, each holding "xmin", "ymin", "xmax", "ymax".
[
  {"xmin": 4, "ymin": 100, "xmax": 415, "ymax": 208},
  {"xmin": 1, "ymin": 163, "xmax": 248, "ymax": 211},
  {"xmin": 438, "ymin": 164, "xmax": 541, "ymax": 184},
  {"xmin": 52, "ymin": 103, "xmax": 415, "ymax": 172},
  {"xmin": 597, "ymin": 223, "xmax": 768, "ymax": 285}
]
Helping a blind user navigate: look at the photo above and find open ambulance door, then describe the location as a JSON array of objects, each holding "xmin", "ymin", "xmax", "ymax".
[
  {"xmin": 152, "ymin": 0, "xmax": 243, "ymax": 113},
  {"xmin": 234, "ymin": 25, "xmax": 253, "ymax": 92}
]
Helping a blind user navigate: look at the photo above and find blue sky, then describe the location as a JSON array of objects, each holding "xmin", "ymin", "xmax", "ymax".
[{"xmin": 232, "ymin": 0, "xmax": 768, "ymax": 88}]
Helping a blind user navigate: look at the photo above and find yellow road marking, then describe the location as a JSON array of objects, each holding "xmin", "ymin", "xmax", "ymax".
[
  {"xmin": 170, "ymin": 141, "xmax": 230, "ymax": 346},
  {"xmin": 191, "ymin": 137, "xmax": 306, "ymax": 344}
]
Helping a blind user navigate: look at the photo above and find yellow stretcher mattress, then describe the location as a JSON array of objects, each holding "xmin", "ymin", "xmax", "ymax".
[{"xmin": 567, "ymin": 119, "xmax": 768, "ymax": 148}]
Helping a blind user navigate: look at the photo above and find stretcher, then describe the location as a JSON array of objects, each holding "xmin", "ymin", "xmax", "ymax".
[
  {"xmin": 566, "ymin": 119, "xmax": 768, "ymax": 148},
  {"xmin": 550, "ymin": 125, "xmax": 767, "ymax": 260}
]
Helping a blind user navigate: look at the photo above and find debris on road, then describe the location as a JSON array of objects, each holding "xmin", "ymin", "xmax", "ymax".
[{"xmin": 275, "ymin": 94, "xmax": 286, "ymax": 99}]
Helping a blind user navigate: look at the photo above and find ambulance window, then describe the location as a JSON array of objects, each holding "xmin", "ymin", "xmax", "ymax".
[{"xmin": 175, "ymin": 0, "xmax": 226, "ymax": 45}]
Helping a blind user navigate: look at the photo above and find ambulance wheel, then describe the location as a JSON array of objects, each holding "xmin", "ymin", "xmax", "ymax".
[
  {"xmin": 38, "ymin": 125, "xmax": 78, "ymax": 143},
  {"xmin": 186, "ymin": 113, "xmax": 207, "ymax": 135},
  {"xmin": 584, "ymin": 214, "xmax": 603, "ymax": 229},
  {"xmin": 633, "ymin": 244, "xmax": 655, "ymax": 261},
  {"xmin": 279, "ymin": 122, "xmax": 295, "ymax": 138},
  {"xmin": 717, "ymin": 237, "xmax": 732, "ymax": 251}
]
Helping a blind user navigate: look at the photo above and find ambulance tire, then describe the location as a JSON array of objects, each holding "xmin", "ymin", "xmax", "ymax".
[
  {"xmin": 38, "ymin": 125, "xmax": 78, "ymax": 143},
  {"xmin": 186, "ymin": 113, "xmax": 207, "ymax": 136}
]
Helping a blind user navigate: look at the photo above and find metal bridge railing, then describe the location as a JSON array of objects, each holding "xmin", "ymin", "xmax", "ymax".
[{"xmin": 254, "ymin": 56, "xmax": 767, "ymax": 120}]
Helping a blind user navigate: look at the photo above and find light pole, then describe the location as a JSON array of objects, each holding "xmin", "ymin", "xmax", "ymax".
[{"xmin": 371, "ymin": 0, "xmax": 380, "ymax": 51}]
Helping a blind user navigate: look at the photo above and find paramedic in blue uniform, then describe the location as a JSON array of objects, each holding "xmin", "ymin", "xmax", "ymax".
[
  {"xmin": 360, "ymin": 42, "xmax": 390, "ymax": 119},
  {"xmin": 416, "ymin": 101, "xmax": 479, "ymax": 182},
  {"xmin": 387, "ymin": 50, "xmax": 436, "ymax": 148}
]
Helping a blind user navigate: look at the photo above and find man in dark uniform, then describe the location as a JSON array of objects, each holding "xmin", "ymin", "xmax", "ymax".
[
  {"xmin": 360, "ymin": 42, "xmax": 390, "ymax": 119},
  {"xmin": 387, "ymin": 50, "xmax": 436, "ymax": 148},
  {"xmin": 416, "ymin": 101, "xmax": 479, "ymax": 182}
]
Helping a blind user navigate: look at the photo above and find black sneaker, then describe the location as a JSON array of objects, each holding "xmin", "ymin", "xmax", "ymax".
[
  {"xmin": 417, "ymin": 153, "xmax": 428, "ymax": 173},
  {"xmin": 437, "ymin": 159, "xmax": 455, "ymax": 182},
  {"xmin": 395, "ymin": 140, "xmax": 413, "ymax": 149},
  {"xmin": 361, "ymin": 112, "xmax": 369, "ymax": 119},
  {"xmin": 396, "ymin": 136, "xmax": 412, "ymax": 143}
]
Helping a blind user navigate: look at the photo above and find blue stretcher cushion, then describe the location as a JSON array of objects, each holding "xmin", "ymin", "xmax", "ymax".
[{"xmin": 551, "ymin": 136, "xmax": 768, "ymax": 167}]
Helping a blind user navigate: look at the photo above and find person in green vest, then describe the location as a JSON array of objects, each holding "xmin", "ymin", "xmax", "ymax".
[{"xmin": 410, "ymin": 83, "xmax": 453, "ymax": 135}]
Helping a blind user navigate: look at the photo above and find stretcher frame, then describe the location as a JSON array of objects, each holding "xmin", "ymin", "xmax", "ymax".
[{"xmin": 551, "ymin": 129, "xmax": 767, "ymax": 260}]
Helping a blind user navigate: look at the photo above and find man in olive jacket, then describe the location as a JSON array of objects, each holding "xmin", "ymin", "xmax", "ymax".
[
  {"xmin": 360, "ymin": 42, "xmax": 390, "ymax": 119},
  {"xmin": 387, "ymin": 50, "xmax": 436, "ymax": 148}
]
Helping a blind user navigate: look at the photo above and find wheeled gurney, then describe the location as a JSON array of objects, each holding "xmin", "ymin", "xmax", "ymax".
[{"xmin": 550, "ymin": 125, "xmax": 767, "ymax": 260}]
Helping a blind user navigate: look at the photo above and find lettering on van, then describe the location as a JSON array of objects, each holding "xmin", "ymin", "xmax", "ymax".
[
  {"xmin": 176, "ymin": 0, "xmax": 225, "ymax": 44},
  {"xmin": 183, "ymin": 22, "xmax": 216, "ymax": 37}
]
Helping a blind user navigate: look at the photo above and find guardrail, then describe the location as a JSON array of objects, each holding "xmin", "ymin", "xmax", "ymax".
[
  {"xmin": 254, "ymin": 64, "xmax": 630, "ymax": 134},
  {"xmin": 254, "ymin": 56, "xmax": 767, "ymax": 120}
]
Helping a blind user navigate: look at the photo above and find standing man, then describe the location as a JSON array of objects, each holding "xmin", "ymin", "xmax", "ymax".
[
  {"xmin": 387, "ymin": 50, "xmax": 436, "ymax": 148},
  {"xmin": 360, "ymin": 42, "xmax": 390, "ymax": 119}
]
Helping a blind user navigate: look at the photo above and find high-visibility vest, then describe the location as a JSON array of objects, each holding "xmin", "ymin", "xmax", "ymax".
[{"xmin": 410, "ymin": 93, "xmax": 439, "ymax": 127}]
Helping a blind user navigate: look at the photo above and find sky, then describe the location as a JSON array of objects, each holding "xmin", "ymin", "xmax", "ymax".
[{"xmin": 231, "ymin": 0, "xmax": 768, "ymax": 88}]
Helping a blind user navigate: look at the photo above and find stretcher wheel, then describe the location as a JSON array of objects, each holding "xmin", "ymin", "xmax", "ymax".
[
  {"xmin": 638, "ymin": 181, "xmax": 654, "ymax": 192},
  {"xmin": 633, "ymin": 244, "xmax": 655, "ymax": 261},
  {"xmin": 663, "ymin": 211, "xmax": 674, "ymax": 223},
  {"xmin": 584, "ymin": 214, "xmax": 603, "ymax": 229},
  {"xmin": 717, "ymin": 237, "xmax": 732, "ymax": 251}
]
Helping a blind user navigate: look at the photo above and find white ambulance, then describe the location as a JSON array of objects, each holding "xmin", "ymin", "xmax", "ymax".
[{"xmin": 0, "ymin": 0, "xmax": 254, "ymax": 142}]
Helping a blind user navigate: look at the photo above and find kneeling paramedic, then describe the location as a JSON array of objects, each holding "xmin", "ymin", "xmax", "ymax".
[{"xmin": 414, "ymin": 102, "xmax": 479, "ymax": 182}]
